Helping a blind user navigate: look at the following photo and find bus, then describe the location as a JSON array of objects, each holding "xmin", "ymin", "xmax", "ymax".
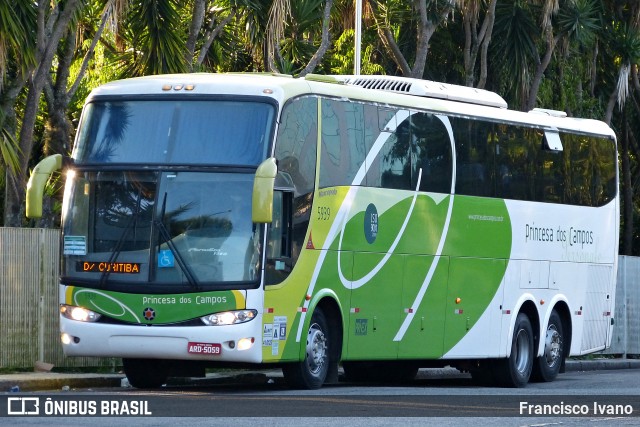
[{"xmin": 26, "ymin": 73, "xmax": 619, "ymax": 389}]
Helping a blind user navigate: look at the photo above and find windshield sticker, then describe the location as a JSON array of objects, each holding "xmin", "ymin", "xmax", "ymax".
[
  {"xmin": 63, "ymin": 236, "xmax": 86, "ymax": 255},
  {"xmin": 157, "ymin": 249, "xmax": 175, "ymax": 268}
]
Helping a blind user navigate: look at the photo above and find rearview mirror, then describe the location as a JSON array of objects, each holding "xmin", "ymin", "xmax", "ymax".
[
  {"xmin": 252, "ymin": 157, "xmax": 277, "ymax": 223},
  {"xmin": 26, "ymin": 154, "xmax": 63, "ymax": 218}
]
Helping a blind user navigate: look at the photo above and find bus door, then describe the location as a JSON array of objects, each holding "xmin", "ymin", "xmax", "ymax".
[{"xmin": 397, "ymin": 255, "xmax": 449, "ymax": 359}]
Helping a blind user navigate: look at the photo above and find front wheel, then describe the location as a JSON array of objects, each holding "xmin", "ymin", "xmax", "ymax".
[
  {"xmin": 283, "ymin": 308, "xmax": 330, "ymax": 389},
  {"xmin": 531, "ymin": 310, "xmax": 564, "ymax": 382},
  {"xmin": 494, "ymin": 313, "xmax": 534, "ymax": 387}
]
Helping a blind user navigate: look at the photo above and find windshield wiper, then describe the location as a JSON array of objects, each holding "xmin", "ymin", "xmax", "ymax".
[
  {"xmin": 99, "ymin": 188, "xmax": 143, "ymax": 287},
  {"xmin": 155, "ymin": 192, "xmax": 200, "ymax": 290}
]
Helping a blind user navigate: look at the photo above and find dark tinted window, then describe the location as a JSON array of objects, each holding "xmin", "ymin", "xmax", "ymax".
[
  {"xmin": 275, "ymin": 96, "xmax": 317, "ymax": 196},
  {"xmin": 313, "ymin": 97, "xmax": 616, "ymax": 207},
  {"xmin": 493, "ymin": 124, "xmax": 544, "ymax": 201},
  {"xmin": 363, "ymin": 110, "xmax": 453, "ymax": 192},
  {"xmin": 561, "ymin": 133, "xmax": 617, "ymax": 206},
  {"xmin": 452, "ymin": 116, "xmax": 616, "ymax": 207},
  {"xmin": 270, "ymin": 96, "xmax": 319, "ymax": 285},
  {"xmin": 319, "ymin": 99, "xmax": 367, "ymax": 188},
  {"xmin": 75, "ymin": 100, "xmax": 275, "ymax": 166},
  {"xmin": 412, "ymin": 113, "xmax": 452, "ymax": 193},
  {"xmin": 371, "ymin": 115, "xmax": 412, "ymax": 190},
  {"xmin": 454, "ymin": 117, "xmax": 495, "ymax": 197}
]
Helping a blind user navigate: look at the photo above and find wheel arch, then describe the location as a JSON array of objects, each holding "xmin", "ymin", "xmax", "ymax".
[{"xmin": 305, "ymin": 291, "xmax": 344, "ymax": 363}]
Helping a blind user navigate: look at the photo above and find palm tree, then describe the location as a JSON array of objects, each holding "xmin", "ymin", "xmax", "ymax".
[
  {"xmin": 369, "ymin": 0, "xmax": 458, "ymax": 78},
  {"xmin": 263, "ymin": 0, "xmax": 335, "ymax": 75},
  {"xmin": 118, "ymin": 0, "xmax": 188, "ymax": 76},
  {"xmin": 599, "ymin": 0, "xmax": 640, "ymax": 255},
  {"xmin": 461, "ymin": 0, "xmax": 498, "ymax": 89},
  {"xmin": 4, "ymin": 0, "xmax": 85, "ymax": 227},
  {"xmin": 0, "ymin": 0, "xmax": 36, "ymax": 175}
]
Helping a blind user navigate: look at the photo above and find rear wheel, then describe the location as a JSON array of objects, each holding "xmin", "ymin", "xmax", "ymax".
[
  {"xmin": 494, "ymin": 313, "xmax": 534, "ymax": 387},
  {"xmin": 531, "ymin": 310, "xmax": 564, "ymax": 382},
  {"xmin": 122, "ymin": 358, "xmax": 169, "ymax": 389},
  {"xmin": 283, "ymin": 308, "xmax": 330, "ymax": 389}
]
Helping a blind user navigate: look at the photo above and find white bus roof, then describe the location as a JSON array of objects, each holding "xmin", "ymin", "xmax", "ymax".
[
  {"xmin": 86, "ymin": 73, "xmax": 616, "ymax": 140},
  {"xmin": 333, "ymin": 75, "xmax": 509, "ymax": 109}
]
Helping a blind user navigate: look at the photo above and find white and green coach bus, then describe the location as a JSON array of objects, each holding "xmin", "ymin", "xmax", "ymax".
[{"xmin": 26, "ymin": 73, "xmax": 618, "ymax": 389}]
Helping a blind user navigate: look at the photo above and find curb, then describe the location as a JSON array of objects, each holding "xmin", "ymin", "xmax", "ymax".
[
  {"xmin": 565, "ymin": 359, "xmax": 640, "ymax": 372},
  {"xmin": 0, "ymin": 374, "xmax": 124, "ymax": 393}
]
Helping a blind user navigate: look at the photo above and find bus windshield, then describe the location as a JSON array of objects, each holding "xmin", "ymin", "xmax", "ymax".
[
  {"xmin": 62, "ymin": 171, "xmax": 261, "ymax": 291},
  {"xmin": 74, "ymin": 99, "xmax": 274, "ymax": 166}
]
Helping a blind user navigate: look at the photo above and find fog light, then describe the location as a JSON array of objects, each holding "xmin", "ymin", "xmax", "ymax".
[
  {"xmin": 61, "ymin": 333, "xmax": 72, "ymax": 345},
  {"xmin": 237, "ymin": 338, "xmax": 254, "ymax": 351}
]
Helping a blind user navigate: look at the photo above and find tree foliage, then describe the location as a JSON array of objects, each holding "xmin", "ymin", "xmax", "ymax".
[{"xmin": 1, "ymin": 0, "xmax": 640, "ymax": 254}]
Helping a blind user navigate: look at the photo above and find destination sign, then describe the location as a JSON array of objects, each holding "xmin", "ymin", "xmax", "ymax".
[{"xmin": 76, "ymin": 261, "xmax": 141, "ymax": 274}]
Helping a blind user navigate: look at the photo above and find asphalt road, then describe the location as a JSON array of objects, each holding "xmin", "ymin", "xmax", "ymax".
[{"xmin": 3, "ymin": 367, "xmax": 640, "ymax": 426}]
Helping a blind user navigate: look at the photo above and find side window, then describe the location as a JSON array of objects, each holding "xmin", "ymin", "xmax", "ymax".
[
  {"xmin": 269, "ymin": 97, "xmax": 318, "ymax": 285},
  {"xmin": 362, "ymin": 105, "xmax": 396, "ymax": 187},
  {"xmin": 538, "ymin": 143, "xmax": 563, "ymax": 204},
  {"xmin": 264, "ymin": 190, "xmax": 294, "ymax": 286},
  {"xmin": 454, "ymin": 117, "xmax": 494, "ymax": 197},
  {"xmin": 561, "ymin": 133, "xmax": 617, "ymax": 206},
  {"xmin": 494, "ymin": 124, "xmax": 571, "ymax": 203},
  {"xmin": 411, "ymin": 113, "xmax": 453, "ymax": 193},
  {"xmin": 494, "ymin": 125, "xmax": 543, "ymax": 201},
  {"xmin": 319, "ymin": 98, "xmax": 366, "ymax": 188},
  {"xmin": 365, "ymin": 109, "xmax": 412, "ymax": 190},
  {"xmin": 275, "ymin": 96, "xmax": 317, "ymax": 197},
  {"xmin": 593, "ymin": 135, "xmax": 618, "ymax": 206}
]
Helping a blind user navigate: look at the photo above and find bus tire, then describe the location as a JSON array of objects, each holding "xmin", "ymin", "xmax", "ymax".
[
  {"xmin": 283, "ymin": 308, "xmax": 330, "ymax": 389},
  {"xmin": 531, "ymin": 310, "xmax": 564, "ymax": 382},
  {"xmin": 122, "ymin": 358, "xmax": 168, "ymax": 389},
  {"xmin": 494, "ymin": 313, "xmax": 534, "ymax": 387}
]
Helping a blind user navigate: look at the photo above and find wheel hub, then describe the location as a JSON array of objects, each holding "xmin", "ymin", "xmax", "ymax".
[
  {"xmin": 514, "ymin": 328, "xmax": 532, "ymax": 375},
  {"xmin": 306, "ymin": 323, "xmax": 327, "ymax": 375},
  {"xmin": 544, "ymin": 325, "xmax": 562, "ymax": 367}
]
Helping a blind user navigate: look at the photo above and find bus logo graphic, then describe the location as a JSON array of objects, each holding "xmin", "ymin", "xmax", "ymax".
[
  {"xmin": 7, "ymin": 397, "xmax": 40, "ymax": 415},
  {"xmin": 355, "ymin": 319, "xmax": 368, "ymax": 336},
  {"xmin": 143, "ymin": 308, "xmax": 156, "ymax": 321},
  {"xmin": 364, "ymin": 204, "xmax": 378, "ymax": 244}
]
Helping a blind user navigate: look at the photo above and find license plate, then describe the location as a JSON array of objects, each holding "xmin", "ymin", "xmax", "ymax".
[{"xmin": 187, "ymin": 342, "xmax": 222, "ymax": 355}]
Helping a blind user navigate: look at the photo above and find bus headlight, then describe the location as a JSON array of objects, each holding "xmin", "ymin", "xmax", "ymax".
[
  {"xmin": 60, "ymin": 304, "xmax": 102, "ymax": 322},
  {"xmin": 201, "ymin": 309, "xmax": 257, "ymax": 326}
]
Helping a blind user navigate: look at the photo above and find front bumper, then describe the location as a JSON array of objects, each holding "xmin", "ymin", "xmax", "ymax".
[{"xmin": 59, "ymin": 314, "xmax": 263, "ymax": 363}]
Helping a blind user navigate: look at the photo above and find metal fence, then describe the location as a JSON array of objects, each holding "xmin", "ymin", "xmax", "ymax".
[
  {"xmin": 0, "ymin": 227, "xmax": 638, "ymax": 369},
  {"xmin": 0, "ymin": 228, "xmax": 116, "ymax": 370},
  {"xmin": 605, "ymin": 255, "xmax": 640, "ymax": 356}
]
